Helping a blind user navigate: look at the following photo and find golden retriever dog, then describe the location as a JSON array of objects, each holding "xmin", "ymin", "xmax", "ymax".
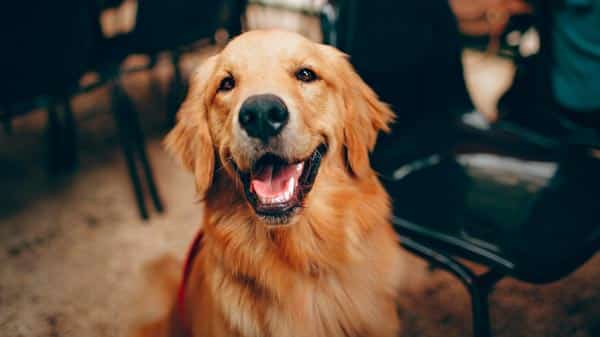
[{"xmin": 158, "ymin": 29, "xmax": 403, "ymax": 337}]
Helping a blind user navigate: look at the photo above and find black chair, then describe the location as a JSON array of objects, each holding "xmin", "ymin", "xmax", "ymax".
[
  {"xmin": 385, "ymin": 120, "xmax": 600, "ymax": 337},
  {"xmin": 0, "ymin": 1, "xmax": 164, "ymax": 219},
  {"xmin": 130, "ymin": 0, "xmax": 246, "ymax": 126},
  {"xmin": 323, "ymin": 1, "xmax": 600, "ymax": 336},
  {"xmin": 0, "ymin": 1, "xmax": 97, "ymax": 172},
  {"xmin": 82, "ymin": 0, "xmax": 247, "ymax": 218},
  {"xmin": 93, "ymin": 0, "xmax": 246, "ymax": 127},
  {"xmin": 329, "ymin": 0, "xmax": 474, "ymax": 172}
]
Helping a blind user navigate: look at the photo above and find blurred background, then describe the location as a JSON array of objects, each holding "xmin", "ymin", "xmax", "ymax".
[{"xmin": 0, "ymin": 1, "xmax": 599, "ymax": 336}]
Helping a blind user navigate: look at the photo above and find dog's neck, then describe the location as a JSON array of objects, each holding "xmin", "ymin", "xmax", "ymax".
[{"xmin": 196, "ymin": 172, "xmax": 399, "ymax": 337}]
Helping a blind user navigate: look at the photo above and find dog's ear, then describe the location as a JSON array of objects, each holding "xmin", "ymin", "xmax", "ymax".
[
  {"xmin": 324, "ymin": 46, "xmax": 395, "ymax": 178},
  {"xmin": 164, "ymin": 55, "xmax": 218, "ymax": 197}
]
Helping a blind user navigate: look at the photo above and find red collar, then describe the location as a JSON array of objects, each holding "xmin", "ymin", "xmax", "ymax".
[{"xmin": 177, "ymin": 230, "xmax": 204, "ymax": 328}]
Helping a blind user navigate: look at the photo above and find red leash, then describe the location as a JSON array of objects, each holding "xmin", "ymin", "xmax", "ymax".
[{"xmin": 177, "ymin": 230, "xmax": 204, "ymax": 329}]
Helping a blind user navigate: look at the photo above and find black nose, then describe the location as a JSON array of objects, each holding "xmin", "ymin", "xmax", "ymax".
[{"xmin": 238, "ymin": 94, "xmax": 289, "ymax": 142}]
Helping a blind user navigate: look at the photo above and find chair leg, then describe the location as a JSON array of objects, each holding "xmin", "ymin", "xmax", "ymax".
[
  {"xmin": 47, "ymin": 102, "xmax": 62, "ymax": 174},
  {"xmin": 111, "ymin": 82, "xmax": 149, "ymax": 219},
  {"xmin": 124, "ymin": 96, "xmax": 164, "ymax": 213},
  {"xmin": 166, "ymin": 50, "xmax": 184, "ymax": 128},
  {"xmin": 1, "ymin": 106, "xmax": 13, "ymax": 134},
  {"xmin": 471, "ymin": 287, "xmax": 491, "ymax": 337},
  {"xmin": 46, "ymin": 96, "xmax": 79, "ymax": 174},
  {"xmin": 469, "ymin": 270, "xmax": 503, "ymax": 337},
  {"xmin": 1, "ymin": 119, "xmax": 11, "ymax": 134},
  {"xmin": 61, "ymin": 95, "xmax": 78, "ymax": 171},
  {"xmin": 398, "ymin": 235, "xmax": 504, "ymax": 337},
  {"xmin": 148, "ymin": 54, "xmax": 165, "ymax": 115}
]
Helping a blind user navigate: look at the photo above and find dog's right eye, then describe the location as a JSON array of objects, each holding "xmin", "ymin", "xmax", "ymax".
[
  {"xmin": 295, "ymin": 68, "xmax": 318, "ymax": 83},
  {"xmin": 218, "ymin": 75, "xmax": 235, "ymax": 92}
]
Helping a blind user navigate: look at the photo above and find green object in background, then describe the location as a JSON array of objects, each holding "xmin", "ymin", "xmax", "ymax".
[{"xmin": 552, "ymin": 0, "xmax": 600, "ymax": 111}]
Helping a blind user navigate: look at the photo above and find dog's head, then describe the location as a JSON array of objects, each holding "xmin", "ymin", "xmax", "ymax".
[{"xmin": 166, "ymin": 30, "xmax": 394, "ymax": 226}]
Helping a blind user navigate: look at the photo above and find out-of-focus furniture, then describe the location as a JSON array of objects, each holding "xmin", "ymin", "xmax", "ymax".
[
  {"xmin": 330, "ymin": 0, "xmax": 474, "ymax": 172},
  {"xmin": 0, "ymin": 1, "xmax": 97, "ymax": 172},
  {"xmin": 386, "ymin": 120, "xmax": 600, "ymax": 337},
  {"xmin": 1, "ymin": 0, "xmax": 248, "ymax": 219},
  {"xmin": 93, "ymin": 0, "xmax": 246, "ymax": 127},
  {"xmin": 449, "ymin": 0, "xmax": 534, "ymax": 55},
  {"xmin": 0, "ymin": 0, "xmax": 164, "ymax": 219},
  {"xmin": 322, "ymin": 1, "xmax": 600, "ymax": 336},
  {"xmin": 84, "ymin": 0, "xmax": 247, "ymax": 218}
]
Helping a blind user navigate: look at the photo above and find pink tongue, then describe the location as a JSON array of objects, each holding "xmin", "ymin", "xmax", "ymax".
[{"xmin": 251, "ymin": 163, "xmax": 301, "ymax": 198}]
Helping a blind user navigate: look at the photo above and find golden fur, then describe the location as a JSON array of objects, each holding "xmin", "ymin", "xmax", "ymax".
[{"xmin": 148, "ymin": 30, "xmax": 403, "ymax": 337}]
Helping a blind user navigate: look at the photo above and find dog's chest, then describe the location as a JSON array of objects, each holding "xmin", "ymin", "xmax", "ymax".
[{"xmin": 211, "ymin": 269, "xmax": 383, "ymax": 337}]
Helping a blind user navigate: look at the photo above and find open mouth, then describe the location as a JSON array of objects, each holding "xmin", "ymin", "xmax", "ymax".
[{"xmin": 238, "ymin": 144, "xmax": 326, "ymax": 222}]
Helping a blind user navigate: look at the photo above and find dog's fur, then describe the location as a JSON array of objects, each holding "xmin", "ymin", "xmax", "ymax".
[{"xmin": 154, "ymin": 30, "xmax": 402, "ymax": 337}]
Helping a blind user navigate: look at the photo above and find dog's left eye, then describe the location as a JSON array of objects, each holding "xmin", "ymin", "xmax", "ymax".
[
  {"xmin": 295, "ymin": 68, "xmax": 318, "ymax": 83},
  {"xmin": 218, "ymin": 75, "xmax": 235, "ymax": 92}
]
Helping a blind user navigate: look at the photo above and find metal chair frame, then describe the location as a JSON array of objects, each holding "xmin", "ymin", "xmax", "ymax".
[
  {"xmin": 318, "ymin": 2, "xmax": 600, "ymax": 336},
  {"xmin": 2, "ymin": 0, "xmax": 247, "ymax": 219},
  {"xmin": 394, "ymin": 218, "xmax": 504, "ymax": 337}
]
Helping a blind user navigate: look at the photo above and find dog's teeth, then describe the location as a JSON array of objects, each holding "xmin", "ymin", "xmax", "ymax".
[
  {"xmin": 256, "ymin": 177, "xmax": 297, "ymax": 205},
  {"xmin": 286, "ymin": 177, "xmax": 295, "ymax": 194},
  {"xmin": 295, "ymin": 162, "xmax": 304, "ymax": 173}
]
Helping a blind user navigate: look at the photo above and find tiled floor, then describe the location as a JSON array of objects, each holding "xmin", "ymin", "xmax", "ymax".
[{"xmin": 1, "ymin": 6, "xmax": 598, "ymax": 337}]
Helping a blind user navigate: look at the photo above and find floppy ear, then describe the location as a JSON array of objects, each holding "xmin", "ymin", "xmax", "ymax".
[
  {"xmin": 326, "ymin": 47, "xmax": 395, "ymax": 178},
  {"xmin": 164, "ymin": 55, "xmax": 218, "ymax": 197}
]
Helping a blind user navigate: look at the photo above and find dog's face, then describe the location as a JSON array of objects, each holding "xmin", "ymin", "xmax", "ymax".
[{"xmin": 166, "ymin": 30, "xmax": 393, "ymax": 225}]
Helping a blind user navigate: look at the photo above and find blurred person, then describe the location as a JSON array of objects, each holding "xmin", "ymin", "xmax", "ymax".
[
  {"xmin": 450, "ymin": 0, "xmax": 600, "ymax": 135},
  {"xmin": 452, "ymin": 0, "xmax": 600, "ymax": 265},
  {"xmin": 551, "ymin": 0, "xmax": 600, "ymax": 129},
  {"xmin": 491, "ymin": 0, "xmax": 600, "ymax": 136},
  {"xmin": 449, "ymin": 0, "xmax": 532, "ymax": 53}
]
